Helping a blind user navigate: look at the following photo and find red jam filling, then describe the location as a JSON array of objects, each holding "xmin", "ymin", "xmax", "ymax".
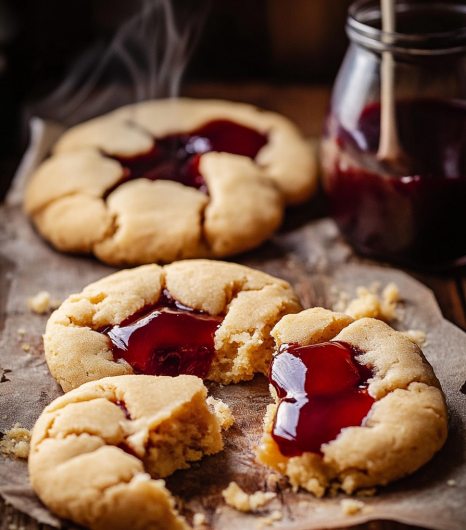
[
  {"xmin": 115, "ymin": 400, "xmax": 131, "ymax": 420},
  {"xmin": 114, "ymin": 400, "xmax": 134, "ymax": 455},
  {"xmin": 270, "ymin": 341, "xmax": 374, "ymax": 457},
  {"xmin": 112, "ymin": 119, "xmax": 268, "ymax": 193},
  {"xmin": 103, "ymin": 289, "xmax": 222, "ymax": 378}
]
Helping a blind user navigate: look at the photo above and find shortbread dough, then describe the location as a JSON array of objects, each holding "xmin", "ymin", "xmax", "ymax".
[
  {"xmin": 24, "ymin": 98, "xmax": 317, "ymax": 265},
  {"xmin": 255, "ymin": 308, "xmax": 448, "ymax": 496},
  {"xmin": 44, "ymin": 260, "xmax": 302, "ymax": 391},
  {"xmin": 29, "ymin": 374, "xmax": 228, "ymax": 530}
]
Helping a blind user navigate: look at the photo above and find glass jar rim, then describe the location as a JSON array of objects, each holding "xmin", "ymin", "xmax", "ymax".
[{"xmin": 347, "ymin": 0, "xmax": 466, "ymax": 55}]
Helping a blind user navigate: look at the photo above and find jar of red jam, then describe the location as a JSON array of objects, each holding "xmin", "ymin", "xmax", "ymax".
[{"xmin": 321, "ymin": 0, "xmax": 466, "ymax": 269}]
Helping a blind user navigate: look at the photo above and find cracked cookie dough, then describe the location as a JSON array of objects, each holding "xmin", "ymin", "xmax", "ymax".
[
  {"xmin": 255, "ymin": 308, "xmax": 448, "ymax": 496},
  {"xmin": 44, "ymin": 260, "xmax": 302, "ymax": 392},
  {"xmin": 24, "ymin": 98, "xmax": 317, "ymax": 265},
  {"xmin": 29, "ymin": 374, "xmax": 227, "ymax": 530}
]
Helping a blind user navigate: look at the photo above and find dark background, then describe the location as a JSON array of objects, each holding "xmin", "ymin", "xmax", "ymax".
[{"xmin": 0, "ymin": 0, "xmax": 353, "ymax": 199}]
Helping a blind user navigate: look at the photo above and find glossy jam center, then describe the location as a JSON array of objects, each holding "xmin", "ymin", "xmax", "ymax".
[
  {"xmin": 270, "ymin": 341, "xmax": 374, "ymax": 457},
  {"xmin": 103, "ymin": 289, "xmax": 222, "ymax": 378},
  {"xmin": 112, "ymin": 119, "xmax": 268, "ymax": 193}
]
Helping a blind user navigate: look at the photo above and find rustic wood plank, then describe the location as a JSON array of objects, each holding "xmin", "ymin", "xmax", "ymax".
[
  {"xmin": 410, "ymin": 273, "xmax": 466, "ymax": 331},
  {"xmin": 453, "ymin": 274, "xmax": 466, "ymax": 331},
  {"xmin": 182, "ymin": 82, "xmax": 331, "ymax": 138}
]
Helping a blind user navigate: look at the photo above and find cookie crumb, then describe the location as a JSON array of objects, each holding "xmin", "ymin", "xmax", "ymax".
[
  {"xmin": 193, "ymin": 513, "xmax": 207, "ymax": 526},
  {"xmin": 28, "ymin": 291, "xmax": 52, "ymax": 314},
  {"xmin": 341, "ymin": 282, "xmax": 401, "ymax": 323},
  {"xmin": 222, "ymin": 482, "xmax": 276, "ymax": 512},
  {"xmin": 401, "ymin": 329, "xmax": 427, "ymax": 348},
  {"xmin": 1, "ymin": 423, "xmax": 31, "ymax": 459},
  {"xmin": 16, "ymin": 328, "xmax": 26, "ymax": 336},
  {"xmin": 207, "ymin": 397, "xmax": 234, "ymax": 430},
  {"xmin": 9, "ymin": 524, "xmax": 18, "ymax": 530},
  {"xmin": 356, "ymin": 487, "xmax": 377, "ymax": 497},
  {"xmin": 340, "ymin": 499, "xmax": 365, "ymax": 515},
  {"xmin": 21, "ymin": 344, "xmax": 30, "ymax": 352},
  {"xmin": 2, "ymin": 415, "xmax": 7, "ymax": 419},
  {"xmin": 249, "ymin": 491, "xmax": 277, "ymax": 511},
  {"xmin": 255, "ymin": 510, "xmax": 282, "ymax": 528},
  {"xmin": 27, "ymin": 291, "xmax": 61, "ymax": 314},
  {"xmin": 447, "ymin": 480, "xmax": 457, "ymax": 487}
]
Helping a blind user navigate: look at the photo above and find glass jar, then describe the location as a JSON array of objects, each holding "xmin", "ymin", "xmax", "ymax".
[{"xmin": 321, "ymin": 0, "xmax": 466, "ymax": 269}]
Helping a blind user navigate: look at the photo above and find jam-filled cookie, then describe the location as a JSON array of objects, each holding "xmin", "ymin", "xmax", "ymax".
[
  {"xmin": 29, "ymin": 374, "xmax": 229, "ymax": 530},
  {"xmin": 44, "ymin": 260, "xmax": 302, "ymax": 392},
  {"xmin": 24, "ymin": 98, "xmax": 317, "ymax": 265},
  {"xmin": 255, "ymin": 308, "xmax": 447, "ymax": 496}
]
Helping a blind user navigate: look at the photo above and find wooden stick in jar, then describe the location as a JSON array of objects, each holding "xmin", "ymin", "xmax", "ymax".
[{"xmin": 377, "ymin": 0, "xmax": 404, "ymax": 166}]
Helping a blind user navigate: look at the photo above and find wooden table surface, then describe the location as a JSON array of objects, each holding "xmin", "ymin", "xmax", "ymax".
[{"xmin": 1, "ymin": 83, "xmax": 464, "ymax": 530}]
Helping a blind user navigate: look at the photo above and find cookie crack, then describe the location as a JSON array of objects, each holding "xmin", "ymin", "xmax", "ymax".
[
  {"xmin": 31, "ymin": 190, "xmax": 105, "ymax": 217},
  {"xmin": 93, "ymin": 211, "xmax": 119, "ymax": 246},
  {"xmin": 49, "ymin": 442, "xmax": 142, "ymax": 497},
  {"xmin": 198, "ymin": 200, "xmax": 212, "ymax": 254},
  {"xmin": 370, "ymin": 377, "xmax": 439, "ymax": 403},
  {"xmin": 223, "ymin": 278, "xmax": 287, "ymax": 310},
  {"xmin": 92, "ymin": 470, "xmax": 150, "ymax": 498},
  {"xmin": 337, "ymin": 466, "xmax": 371, "ymax": 477},
  {"xmin": 43, "ymin": 384, "xmax": 119, "ymax": 418},
  {"xmin": 124, "ymin": 119, "xmax": 157, "ymax": 140}
]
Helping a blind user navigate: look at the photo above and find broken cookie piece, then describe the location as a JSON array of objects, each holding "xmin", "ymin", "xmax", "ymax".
[
  {"xmin": 1, "ymin": 423, "xmax": 31, "ymax": 459},
  {"xmin": 340, "ymin": 499, "xmax": 370, "ymax": 515},
  {"xmin": 222, "ymin": 482, "xmax": 276, "ymax": 513},
  {"xmin": 29, "ymin": 374, "xmax": 228, "ymax": 530},
  {"xmin": 44, "ymin": 260, "xmax": 301, "ymax": 391},
  {"xmin": 27, "ymin": 291, "xmax": 61, "ymax": 314},
  {"xmin": 334, "ymin": 282, "xmax": 401, "ymax": 323},
  {"xmin": 207, "ymin": 397, "xmax": 235, "ymax": 430},
  {"xmin": 255, "ymin": 308, "xmax": 447, "ymax": 496}
]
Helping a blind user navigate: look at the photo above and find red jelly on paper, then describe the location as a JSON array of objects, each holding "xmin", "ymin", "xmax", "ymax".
[
  {"xmin": 112, "ymin": 119, "xmax": 268, "ymax": 193},
  {"xmin": 270, "ymin": 341, "xmax": 374, "ymax": 457},
  {"xmin": 103, "ymin": 289, "xmax": 222, "ymax": 378}
]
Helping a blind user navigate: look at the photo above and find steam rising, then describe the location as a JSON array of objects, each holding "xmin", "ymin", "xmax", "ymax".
[{"xmin": 33, "ymin": 0, "xmax": 210, "ymax": 126}]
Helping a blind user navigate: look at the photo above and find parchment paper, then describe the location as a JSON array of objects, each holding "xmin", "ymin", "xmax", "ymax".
[{"xmin": 0, "ymin": 121, "xmax": 465, "ymax": 530}]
